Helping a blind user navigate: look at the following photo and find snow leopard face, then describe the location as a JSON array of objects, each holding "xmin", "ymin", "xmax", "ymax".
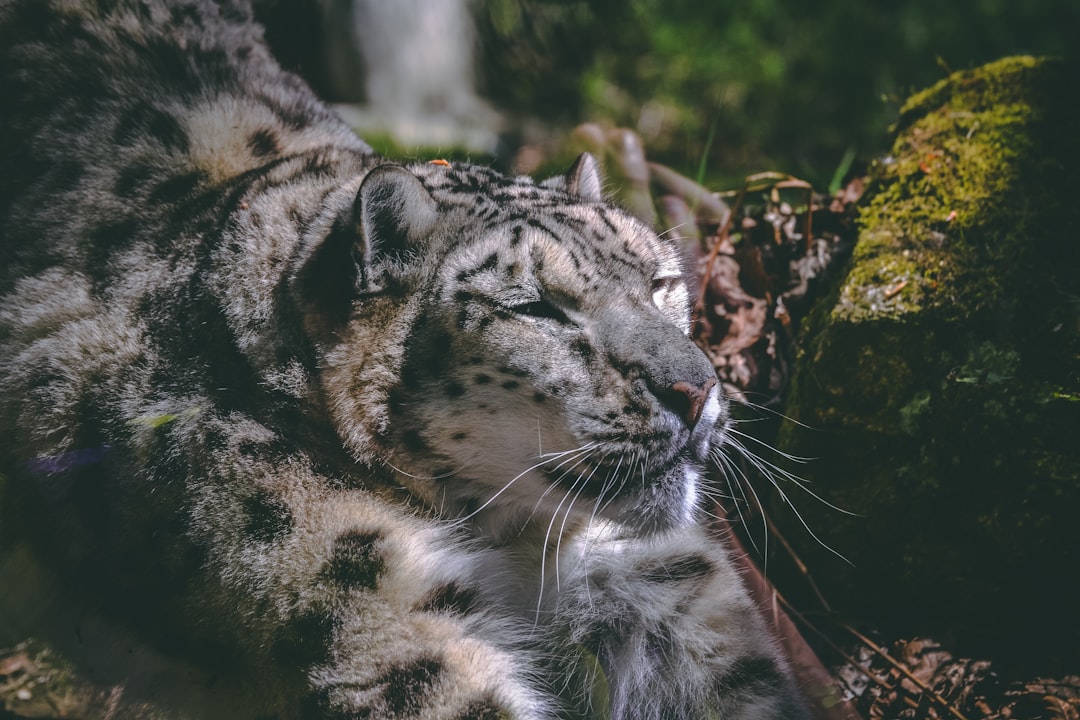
[{"xmin": 317, "ymin": 155, "xmax": 727, "ymax": 536}]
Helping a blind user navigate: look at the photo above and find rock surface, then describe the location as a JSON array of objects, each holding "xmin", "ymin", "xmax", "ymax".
[{"xmin": 774, "ymin": 56, "xmax": 1080, "ymax": 675}]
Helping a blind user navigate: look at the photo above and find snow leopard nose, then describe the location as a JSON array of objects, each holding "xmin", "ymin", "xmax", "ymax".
[{"xmin": 663, "ymin": 377, "xmax": 717, "ymax": 428}]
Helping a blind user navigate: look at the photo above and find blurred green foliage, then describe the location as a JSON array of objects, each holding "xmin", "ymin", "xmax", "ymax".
[{"xmin": 476, "ymin": 0, "xmax": 1079, "ymax": 188}]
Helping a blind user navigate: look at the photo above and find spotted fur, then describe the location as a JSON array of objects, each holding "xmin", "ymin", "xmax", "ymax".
[{"xmin": 0, "ymin": 1, "xmax": 807, "ymax": 718}]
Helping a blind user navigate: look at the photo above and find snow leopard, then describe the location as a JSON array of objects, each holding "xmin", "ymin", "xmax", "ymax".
[{"xmin": 0, "ymin": 1, "xmax": 808, "ymax": 718}]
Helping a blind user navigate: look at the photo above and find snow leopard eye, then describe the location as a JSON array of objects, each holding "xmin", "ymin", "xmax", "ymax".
[{"xmin": 508, "ymin": 299, "xmax": 571, "ymax": 325}]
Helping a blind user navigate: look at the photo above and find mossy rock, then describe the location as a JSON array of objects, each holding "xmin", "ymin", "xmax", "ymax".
[{"xmin": 774, "ymin": 56, "xmax": 1080, "ymax": 674}]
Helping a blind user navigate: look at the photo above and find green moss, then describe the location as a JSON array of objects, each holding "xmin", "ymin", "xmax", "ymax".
[
  {"xmin": 898, "ymin": 390, "xmax": 932, "ymax": 435},
  {"xmin": 773, "ymin": 56, "xmax": 1080, "ymax": 673},
  {"xmin": 837, "ymin": 56, "xmax": 1055, "ymax": 326}
]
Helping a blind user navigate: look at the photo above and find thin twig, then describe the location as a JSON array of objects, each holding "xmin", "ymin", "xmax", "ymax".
[
  {"xmin": 773, "ymin": 592, "xmax": 888, "ymax": 692},
  {"xmin": 842, "ymin": 625, "xmax": 972, "ymax": 720},
  {"xmin": 695, "ymin": 183, "xmax": 747, "ymax": 313},
  {"xmin": 773, "ymin": 594, "xmax": 949, "ymax": 718},
  {"xmin": 766, "ymin": 515, "xmax": 832, "ymax": 613},
  {"xmin": 804, "ymin": 189, "xmax": 814, "ymax": 254}
]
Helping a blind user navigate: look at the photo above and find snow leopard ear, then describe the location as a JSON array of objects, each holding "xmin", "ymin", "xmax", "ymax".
[
  {"xmin": 295, "ymin": 165, "xmax": 437, "ymax": 331},
  {"xmin": 542, "ymin": 152, "xmax": 604, "ymax": 202},
  {"xmin": 566, "ymin": 152, "xmax": 604, "ymax": 202},
  {"xmin": 357, "ymin": 165, "xmax": 439, "ymax": 280}
]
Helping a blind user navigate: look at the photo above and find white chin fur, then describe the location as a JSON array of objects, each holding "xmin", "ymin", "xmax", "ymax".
[{"xmin": 680, "ymin": 465, "xmax": 700, "ymax": 526}]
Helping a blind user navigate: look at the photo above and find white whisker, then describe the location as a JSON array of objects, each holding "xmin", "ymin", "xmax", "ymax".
[
  {"xmin": 727, "ymin": 425, "xmax": 815, "ymax": 466},
  {"xmin": 710, "ymin": 444, "xmax": 765, "ymax": 555},
  {"xmin": 717, "ymin": 437, "xmax": 853, "ymax": 565},
  {"xmin": 593, "ymin": 452, "xmax": 628, "ymax": 518},
  {"xmin": 385, "ymin": 460, "xmax": 460, "ymax": 481},
  {"xmin": 461, "ymin": 443, "xmax": 598, "ymax": 522},
  {"xmin": 657, "ymin": 220, "xmax": 696, "ymax": 240},
  {"xmin": 725, "ymin": 433, "xmax": 856, "ymax": 516},
  {"xmin": 525, "ymin": 445, "xmax": 598, "ymax": 521},
  {"xmin": 732, "ymin": 396, "xmax": 817, "ymax": 431},
  {"xmin": 536, "ymin": 480, "xmax": 581, "ymax": 624},
  {"xmin": 554, "ymin": 477, "xmax": 590, "ymax": 589},
  {"xmin": 578, "ymin": 452, "xmax": 612, "ymax": 572}
]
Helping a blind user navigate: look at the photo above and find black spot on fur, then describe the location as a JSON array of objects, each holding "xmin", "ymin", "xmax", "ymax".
[
  {"xmin": 113, "ymin": 105, "xmax": 190, "ymax": 153},
  {"xmin": 323, "ymin": 531, "xmax": 384, "ymax": 591},
  {"xmin": 134, "ymin": 36, "xmax": 206, "ymax": 95},
  {"xmin": 247, "ymin": 127, "xmax": 280, "ymax": 157},
  {"xmin": 643, "ymin": 555, "xmax": 715, "ymax": 584},
  {"xmin": 474, "ymin": 374, "xmax": 491, "ymax": 384},
  {"xmin": 242, "ymin": 491, "xmax": 293, "ymax": 542},
  {"xmin": 148, "ymin": 169, "xmax": 205, "ymax": 203},
  {"xmin": 115, "ymin": 162, "xmax": 156, "ymax": 197},
  {"xmin": 533, "ymin": 392, "xmax": 547, "ymax": 403},
  {"xmin": 426, "ymin": 333, "xmax": 453, "ymax": 374},
  {"xmin": 401, "ymin": 429, "xmax": 427, "ymax": 452},
  {"xmin": 400, "ymin": 363, "xmax": 421, "ymax": 388},
  {"xmin": 445, "ymin": 381, "xmax": 466, "ymax": 397},
  {"xmin": 455, "ymin": 252, "xmax": 499, "ymax": 282},
  {"xmin": 597, "ymin": 208, "xmax": 619, "ymax": 236},
  {"xmin": 256, "ymin": 91, "xmax": 312, "ymax": 130},
  {"xmin": 147, "ymin": 110, "xmax": 191, "ymax": 153},
  {"xmin": 526, "ymin": 216, "xmax": 560, "ymax": 242},
  {"xmin": 451, "ymin": 431, "xmax": 468, "ymax": 441},
  {"xmin": 86, "ymin": 217, "xmax": 139, "ymax": 290},
  {"xmin": 501, "ymin": 380, "xmax": 519, "ymax": 390},
  {"xmin": 453, "ymin": 698, "xmax": 507, "ymax": 720},
  {"xmin": 417, "ymin": 582, "xmax": 481, "ymax": 616},
  {"xmin": 272, "ymin": 610, "xmax": 336, "ymax": 667},
  {"xmin": 161, "ymin": 181, "xmax": 228, "ymax": 242},
  {"xmin": 381, "ymin": 658, "xmax": 443, "ymax": 716},
  {"xmin": 302, "ymin": 153, "xmax": 336, "ymax": 177},
  {"xmin": 718, "ymin": 657, "xmax": 784, "ymax": 695},
  {"xmin": 571, "ymin": 338, "xmax": 596, "ymax": 363},
  {"xmin": 40, "ymin": 158, "xmax": 85, "ymax": 196}
]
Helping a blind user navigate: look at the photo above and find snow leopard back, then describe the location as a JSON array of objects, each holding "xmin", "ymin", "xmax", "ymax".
[{"xmin": 0, "ymin": 1, "xmax": 807, "ymax": 718}]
